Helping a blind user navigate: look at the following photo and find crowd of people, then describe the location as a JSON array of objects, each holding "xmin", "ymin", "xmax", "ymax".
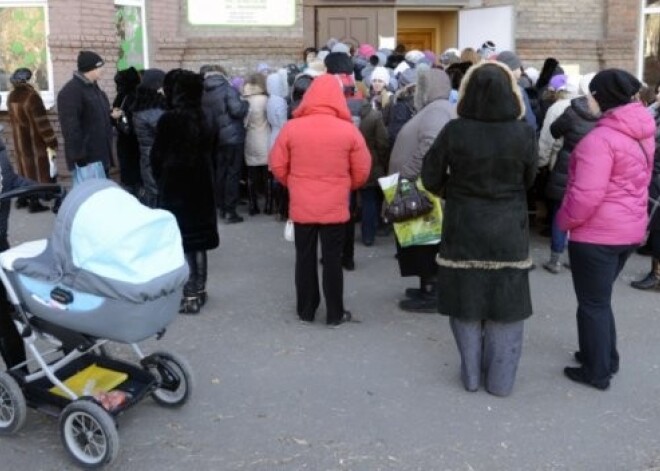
[{"xmin": 0, "ymin": 38, "xmax": 657, "ymax": 396}]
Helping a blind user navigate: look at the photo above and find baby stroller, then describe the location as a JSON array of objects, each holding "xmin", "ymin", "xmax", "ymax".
[{"xmin": 0, "ymin": 179, "xmax": 193, "ymax": 469}]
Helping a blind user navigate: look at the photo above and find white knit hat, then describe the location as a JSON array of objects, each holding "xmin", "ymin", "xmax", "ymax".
[{"xmin": 370, "ymin": 66, "xmax": 390, "ymax": 84}]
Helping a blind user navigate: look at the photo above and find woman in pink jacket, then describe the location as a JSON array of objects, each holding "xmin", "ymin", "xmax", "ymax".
[
  {"xmin": 557, "ymin": 69, "xmax": 655, "ymax": 390},
  {"xmin": 270, "ymin": 74, "xmax": 371, "ymax": 326}
]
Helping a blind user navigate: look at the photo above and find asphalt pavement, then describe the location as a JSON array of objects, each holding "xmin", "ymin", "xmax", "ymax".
[{"xmin": 1, "ymin": 205, "xmax": 660, "ymax": 471}]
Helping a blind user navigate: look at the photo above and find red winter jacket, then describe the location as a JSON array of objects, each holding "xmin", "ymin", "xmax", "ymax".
[{"xmin": 269, "ymin": 74, "xmax": 371, "ymax": 224}]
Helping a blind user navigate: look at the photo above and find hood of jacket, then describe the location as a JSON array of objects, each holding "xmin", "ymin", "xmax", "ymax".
[
  {"xmin": 203, "ymin": 73, "xmax": 229, "ymax": 92},
  {"xmin": 571, "ymin": 95, "xmax": 599, "ymax": 122},
  {"xmin": 266, "ymin": 69, "xmax": 289, "ymax": 98},
  {"xmin": 292, "ymin": 74, "xmax": 352, "ymax": 122},
  {"xmin": 597, "ymin": 102, "xmax": 656, "ymax": 142},
  {"xmin": 414, "ymin": 66, "xmax": 451, "ymax": 111}
]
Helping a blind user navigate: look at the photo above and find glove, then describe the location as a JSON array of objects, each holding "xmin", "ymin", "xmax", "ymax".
[{"xmin": 46, "ymin": 148, "xmax": 58, "ymax": 178}]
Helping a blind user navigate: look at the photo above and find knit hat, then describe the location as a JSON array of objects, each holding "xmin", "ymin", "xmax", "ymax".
[
  {"xmin": 324, "ymin": 52, "xmax": 354, "ymax": 74},
  {"xmin": 10, "ymin": 67, "xmax": 32, "ymax": 84},
  {"xmin": 588, "ymin": 68, "xmax": 642, "ymax": 112},
  {"xmin": 357, "ymin": 44, "xmax": 376, "ymax": 59},
  {"xmin": 479, "ymin": 40, "xmax": 497, "ymax": 58},
  {"xmin": 331, "ymin": 42, "xmax": 351, "ymax": 55},
  {"xmin": 140, "ymin": 68, "xmax": 165, "ymax": 90},
  {"xmin": 496, "ymin": 51, "xmax": 521, "ymax": 71},
  {"xmin": 549, "ymin": 74, "xmax": 568, "ymax": 91},
  {"xmin": 77, "ymin": 50, "xmax": 104, "ymax": 73},
  {"xmin": 404, "ymin": 50, "xmax": 426, "ymax": 65},
  {"xmin": 370, "ymin": 66, "xmax": 390, "ymax": 84}
]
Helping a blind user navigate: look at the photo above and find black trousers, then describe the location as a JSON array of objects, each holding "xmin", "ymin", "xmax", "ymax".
[
  {"xmin": 215, "ymin": 144, "xmax": 244, "ymax": 214},
  {"xmin": 294, "ymin": 223, "xmax": 345, "ymax": 324},
  {"xmin": 568, "ymin": 241, "xmax": 634, "ymax": 385},
  {"xmin": 0, "ymin": 283, "xmax": 25, "ymax": 369}
]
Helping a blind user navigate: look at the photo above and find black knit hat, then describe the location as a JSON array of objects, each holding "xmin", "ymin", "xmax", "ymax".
[
  {"xmin": 77, "ymin": 50, "xmax": 104, "ymax": 73},
  {"xmin": 140, "ymin": 68, "xmax": 166, "ymax": 90},
  {"xmin": 324, "ymin": 52, "xmax": 354, "ymax": 75},
  {"xmin": 589, "ymin": 69, "xmax": 641, "ymax": 112},
  {"xmin": 10, "ymin": 67, "xmax": 32, "ymax": 84}
]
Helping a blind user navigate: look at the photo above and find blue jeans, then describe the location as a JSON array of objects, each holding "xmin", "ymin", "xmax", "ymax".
[
  {"xmin": 550, "ymin": 200, "xmax": 567, "ymax": 253},
  {"xmin": 568, "ymin": 241, "xmax": 634, "ymax": 385},
  {"xmin": 360, "ymin": 187, "xmax": 379, "ymax": 244}
]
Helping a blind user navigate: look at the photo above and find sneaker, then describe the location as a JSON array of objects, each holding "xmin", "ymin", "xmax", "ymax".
[{"xmin": 542, "ymin": 260, "xmax": 562, "ymax": 274}]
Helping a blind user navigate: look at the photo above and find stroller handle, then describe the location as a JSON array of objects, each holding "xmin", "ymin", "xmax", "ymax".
[{"xmin": 0, "ymin": 184, "xmax": 65, "ymax": 203}]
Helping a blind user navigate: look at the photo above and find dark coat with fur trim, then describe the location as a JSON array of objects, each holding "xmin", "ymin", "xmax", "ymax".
[
  {"xmin": 421, "ymin": 62, "xmax": 537, "ymax": 323},
  {"xmin": 6, "ymin": 83, "xmax": 58, "ymax": 183},
  {"xmin": 150, "ymin": 72, "xmax": 219, "ymax": 252}
]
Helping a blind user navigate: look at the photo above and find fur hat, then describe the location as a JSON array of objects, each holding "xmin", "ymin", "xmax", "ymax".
[
  {"xmin": 370, "ymin": 66, "xmax": 390, "ymax": 85},
  {"xmin": 589, "ymin": 68, "xmax": 642, "ymax": 112},
  {"xmin": 77, "ymin": 50, "xmax": 104, "ymax": 73},
  {"xmin": 496, "ymin": 51, "xmax": 521, "ymax": 71},
  {"xmin": 324, "ymin": 52, "xmax": 354, "ymax": 74}
]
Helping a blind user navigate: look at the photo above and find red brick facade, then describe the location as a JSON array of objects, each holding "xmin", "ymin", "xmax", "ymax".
[{"xmin": 0, "ymin": 0, "xmax": 646, "ymax": 178}]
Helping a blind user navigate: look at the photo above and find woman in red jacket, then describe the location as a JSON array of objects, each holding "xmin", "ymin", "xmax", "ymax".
[{"xmin": 270, "ymin": 74, "xmax": 371, "ymax": 326}]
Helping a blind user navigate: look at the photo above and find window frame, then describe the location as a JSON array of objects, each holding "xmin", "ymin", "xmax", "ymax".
[
  {"xmin": 114, "ymin": 0, "xmax": 149, "ymax": 70},
  {"xmin": 0, "ymin": 0, "xmax": 53, "ymax": 111}
]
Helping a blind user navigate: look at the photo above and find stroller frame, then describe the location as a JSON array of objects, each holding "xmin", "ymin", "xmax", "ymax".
[{"xmin": 0, "ymin": 185, "xmax": 193, "ymax": 469}]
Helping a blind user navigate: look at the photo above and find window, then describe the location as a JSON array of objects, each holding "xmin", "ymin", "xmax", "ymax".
[
  {"xmin": 640, "ymin": 2, "xmax": 660, "ymax": 87},
  {"xmin": 115, "ymin": 0, "xmax": 148, "ymax": 71},
  {"xmin": 0, "ymin": 0, "xmax": 53, "ymax": 109}
]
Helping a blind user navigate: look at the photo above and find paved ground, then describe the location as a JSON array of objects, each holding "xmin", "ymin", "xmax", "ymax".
[{"xmin": 1, "ymin": 206, "xmax": 660, "ymax": 471}]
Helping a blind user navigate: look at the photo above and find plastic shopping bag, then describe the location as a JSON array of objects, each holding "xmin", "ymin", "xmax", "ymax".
[
  {"xmin": 378, "ymin": 173, "xmax": 443, "ymax": 248},
  {"xmin": 284, "ymin": 219, "xmax": 295, "ymax": 242}
]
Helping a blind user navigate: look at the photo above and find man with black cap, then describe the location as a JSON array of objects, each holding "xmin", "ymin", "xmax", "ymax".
[
  {"xmin": 6, "ymin": 67, "xmax": 57, "ymax": 212},
  {"xmin": 57, "ymin": 50, "xmax": 114, "ymax": 183}
]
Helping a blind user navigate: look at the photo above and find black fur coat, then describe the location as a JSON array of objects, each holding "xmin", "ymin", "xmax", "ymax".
[{"xmin": 150, "ymin": 72, "xmax": 219, "ymax": 252}]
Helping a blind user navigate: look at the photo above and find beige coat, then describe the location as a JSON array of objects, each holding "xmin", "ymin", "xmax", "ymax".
[{"xmin": 243, "ymin": 83, "xmax": 270, "ymax": 167}]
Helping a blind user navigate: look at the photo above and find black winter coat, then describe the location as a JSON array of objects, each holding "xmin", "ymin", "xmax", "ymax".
[
  {"xmin": 132, "ymin": 88, "xmax": 166, "ymax": 207},
  {"xmin": 421, "ymin": 119, "xmax": 537, "ymax": 322},
  {"xmin": 57, "ymin": 73, "xmax": 114, "ymax": 170},
  {"xmin": 648, "ymin": 106, "xmax": 660, "ymax": 231},
  {"xmin": 547, "ymin": 96, "xmax": 598, "ymax": 201},
  {"xmin": 0, "ymin": 135, "xmax": 34, "ymax": 247},
  {"xmin": 151, "ymin": 95, "xmax": 219, "ymax": 252},
  {"xmin": 201, "ymin": 75, "xmax": 248, "ymax": 147}
]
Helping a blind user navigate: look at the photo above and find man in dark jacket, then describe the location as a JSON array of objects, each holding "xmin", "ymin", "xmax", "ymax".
[
  {"xmin": 200, "ymin": 65, "xmax": 249, "ymax": 223},
  {"xmin": 57, "ymin": 50, "xmax": 114, "ymax": 183}
]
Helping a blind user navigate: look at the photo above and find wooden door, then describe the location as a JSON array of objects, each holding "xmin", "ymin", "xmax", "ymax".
[
  {"xmin": 397, "ymin": 29, "xmax": 434, "ymax": 52},
  {"xmin": 316, "ymin": 7, "xmax": 380, "ymax": 49}
]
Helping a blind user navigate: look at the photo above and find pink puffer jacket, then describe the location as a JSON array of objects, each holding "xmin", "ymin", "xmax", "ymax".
[{"xmin": 557, "ymin": 102, "xmax": 656, "ymax": 245}]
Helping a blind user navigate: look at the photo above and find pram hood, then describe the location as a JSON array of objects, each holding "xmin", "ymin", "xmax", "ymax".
[{"xmin": 13, "ymin": 179, "xmax": 189, "ymax": 303}]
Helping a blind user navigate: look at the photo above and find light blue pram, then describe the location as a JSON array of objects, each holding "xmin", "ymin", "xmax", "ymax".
[{"xmin": 0, "ymin": 180, "xmax": 194, "ymax": 469}]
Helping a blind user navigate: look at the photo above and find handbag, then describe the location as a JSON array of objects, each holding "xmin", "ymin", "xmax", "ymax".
[
  {"xmin": 383, "ymin": 176, "xmax": 433, "ymax": 223},
  {"xmin": 284, "ymin": 219, "xmax": 295, "ymax": 242}
]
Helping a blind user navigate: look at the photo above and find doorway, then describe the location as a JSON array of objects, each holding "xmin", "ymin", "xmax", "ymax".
[{"xmin": 397, "ymin": 10, "xmax": 458, "ymax": 54}]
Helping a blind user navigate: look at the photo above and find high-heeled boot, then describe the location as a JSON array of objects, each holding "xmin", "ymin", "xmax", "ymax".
[
  {"xmin": 631, "ymin": 258, "xmax": 660, "ymax": 290},
  {"xmin": 180, "ymin": 252, "xmax": 201, "ymax": 314},
  {"xmin": 264, "ymin": 173, "xmax": 274, "ymax": 215},
  {"xmin": 193, "ymin": 251, "xmax": 208, "ymax": 307}
]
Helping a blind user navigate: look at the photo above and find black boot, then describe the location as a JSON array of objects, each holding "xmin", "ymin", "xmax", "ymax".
[
  {"xmin": 194, "ymin": 251, "xmax": 208, "ymax": 307},
  {"xmin": 28, "ymin": 197, "xmax": 49, "ymax": 213},
  {"xmin": 631, "ymin": 258, "xmax": 660, "ymax": 290},
  {"xmin": 247, "ymin": 178, "xmax": 260, "ymax": 215},
  {"xmin": 264, "ymin": 173, "xmax": 274, "ymax": 215},
  {"xmin": 180, "ymin": 252, "xmax": 201, "ymax": 314},
  {"xmin": 405, "ymin": 276, "xmax": 437, "ymax": 299}
]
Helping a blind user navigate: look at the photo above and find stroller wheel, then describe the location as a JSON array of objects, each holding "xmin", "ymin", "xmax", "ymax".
[
  {"xmin": 0, "ymin": 372, "xmax": 27, "ymax": 435},
  {"xmin": 59, "ymin": 400, "xmax": 119, "ymax": 469},
  {"xmin": 144, "ymin": 351, "xmax": 194, "ymax": 408}
]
